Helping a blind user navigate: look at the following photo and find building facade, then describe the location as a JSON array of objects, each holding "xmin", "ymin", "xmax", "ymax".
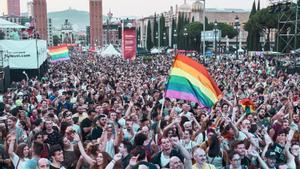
[
  {"xmin": 89, "ymin": 0, "xmax": 103, "ymax": 47},
  {"xmin": 33, "ymin": 0, "xmax": 48, "ymax": 41},
  {"xmin": 103, "ymin": 23, "xmax": 121, "ymax": 46},
  {"xmin": 27, "ymin": 1, "xmax": 34, "ymax": 18},
  {"xmin": 60, "ymin": 19, "xmax": 74, "ymax": 44},
  {"xmin": 137, "ymin": 0, "xmax": 251, "ymax": 50},
  {"xmin": 7, "ymin": 0, "xmax": 20, "ymax": 16}
]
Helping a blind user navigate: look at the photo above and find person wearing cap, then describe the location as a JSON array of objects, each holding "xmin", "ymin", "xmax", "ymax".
[
  {"xmin": 262, "ymin": 129, "xmax": 287, "ymax": 165},
  {"xmin": 264, "ymin": 151, "xmax": 277, "ymax": 169}
]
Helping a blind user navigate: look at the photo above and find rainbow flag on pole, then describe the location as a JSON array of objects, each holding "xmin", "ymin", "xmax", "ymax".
[
  {"xmin": 165, "ymin": 55, "xmax": 222, "ymax": 108},
  {"xmin": 48, "ymin": 46, "xmax": 70, "ymax": 62}
]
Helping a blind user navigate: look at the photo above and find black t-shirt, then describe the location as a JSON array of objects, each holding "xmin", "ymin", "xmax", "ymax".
[
  {"xmin": 80, "ymin": 118, "xmax": 93, "ymax": 140},
  {"xmin": 241, "ymin": 157, "xmax": 251, "ymax": 168},
  {"xmin": 121, "ymin": 154, "xmax": 132, "ymax": 169},
  {"xmin": 91, "ymin": 126, "xmax": 103, "ymax": 140},
  {"xmin": 45, "ymin": 130, "xmax": 62, "ymax": 146},
  {"xmin": 270, "ymin": 143, "xmax": 286, "ymax": 164}
]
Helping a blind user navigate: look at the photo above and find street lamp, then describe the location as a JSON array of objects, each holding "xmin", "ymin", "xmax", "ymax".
[
  {"xmin": 234, "ymin": 15, "xmax": 240, "ymax": 60},
  {"xmin": 173, "ymin": 29, "xmax": 177, "ymax": 55},
  {"xmin": 155, "ymin": 32, "xmax": 158, "ymax": 47},
  {"xmin": 214, "ymin": 20, "xmax": 218, "ymax": 57},
  {"xmin": 163, "ymin": 32, "xmax": 166, "ymax": 47},
  {"xmin": 184, "ymin": 27, "xmax": 188, "ymax": 50},
  {"xmin": 143, "ymin": 33, "xmax": 146, "ymax": 48},
  {"xmin": 201, "ymin": 0, "xmax": 206, "ymax": 57}
]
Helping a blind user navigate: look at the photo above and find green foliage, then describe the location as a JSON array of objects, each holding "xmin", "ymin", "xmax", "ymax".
[
  {"xmin": 216, "ymin": 22, "xmax": 238, "ymax": 39},
  {"xmin": 246, "ymin": 7, "xmax": 278, "ymax": 51},
  {"xmin": 153, "ymin": 13, "xmax": 158, "ymax": 47},
  {"xmin": 186, "ymin": 22, "xmax": 202, "ymax": 51},
  {"xmin": 146, "ymin": 20, "xmax": 153, "ymax": 50},
  {"xmin": 250, "ymin": 1, "xmax": 257, "ymax": 16},
  {"xmin": 53, "ymin": 35, "xmax": 61, "ymax": 46}
]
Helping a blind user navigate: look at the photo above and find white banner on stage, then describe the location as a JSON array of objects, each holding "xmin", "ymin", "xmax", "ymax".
[{"xmin": 0, "ymin": 40, "xmax": 47, "ymax": 69}]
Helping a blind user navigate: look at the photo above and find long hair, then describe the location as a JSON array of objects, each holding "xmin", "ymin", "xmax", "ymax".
[
  {"xmin": 16, "ymin": 143, "xmax": 29, "ymax": 159},
  {"xmin": 91, "ymin": 151, "xmax": 112, "ymax": 169},
  {"xmin": 207, "ymin": 134, "xmax": 221, "ymax": 157},
  {"xmin": 4, "ymin": 134, "xmax": 17, "ymax": 151}
]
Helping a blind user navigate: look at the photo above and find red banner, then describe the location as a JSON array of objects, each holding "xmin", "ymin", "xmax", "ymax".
[{"xmin": 122, "ymin": 28, "xmax": 136, "ymax": 60}]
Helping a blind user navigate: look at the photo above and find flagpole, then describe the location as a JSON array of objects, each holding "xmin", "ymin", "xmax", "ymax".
[{"xmin": 160, "ymin": 93, "xmax": 165, "ymax": 117}]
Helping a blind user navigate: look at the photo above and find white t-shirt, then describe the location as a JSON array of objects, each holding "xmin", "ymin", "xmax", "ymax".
[
  {"xmin": 160, "ymin": 153, "xmax": 170, "ymax": 167},
  {"xmin": 11, "ymin": 153, "xmax": 29, "ymax": 169}
]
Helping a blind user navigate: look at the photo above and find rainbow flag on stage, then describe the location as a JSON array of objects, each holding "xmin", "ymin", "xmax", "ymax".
[
  {"xmin": 165, "ymin": 55, "xmax": 222, "ymax": 108},
  {"xmin": 48, "ymin": 46, "xmax": 70, "ymax": 62}
]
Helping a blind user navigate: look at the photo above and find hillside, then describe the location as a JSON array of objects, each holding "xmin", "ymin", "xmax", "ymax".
[{"xmin": 48, "ymin": 9, "xmax": 90, "ymax": 31}]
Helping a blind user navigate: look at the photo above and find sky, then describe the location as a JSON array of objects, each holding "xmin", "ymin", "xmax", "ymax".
[{"xmin": 9, "ymin": 0, "xmax": 270, "ymax": 17}]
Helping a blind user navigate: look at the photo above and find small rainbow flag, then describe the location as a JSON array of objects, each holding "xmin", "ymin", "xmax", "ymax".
[
  {"xmin": 240, "ymin": 98, "xmax": 256, "ymax": 114},
  {"xmin": 165, "ymin": 55, "xmax": 222, "ymax": 108},
  {"xmin": 48, "ymin": 46, "xmax": 70, "ymax": 62}
]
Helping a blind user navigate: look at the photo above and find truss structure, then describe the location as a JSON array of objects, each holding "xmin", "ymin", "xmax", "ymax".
[{"xmin": 270, "ymin": 0, "xmax": 300, "ymax": 53}]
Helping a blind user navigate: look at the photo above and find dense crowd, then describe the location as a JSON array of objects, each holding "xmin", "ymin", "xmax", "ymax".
[{"xmin": 0, "ymin": 50, "xmax": 299, "ymax": 169}]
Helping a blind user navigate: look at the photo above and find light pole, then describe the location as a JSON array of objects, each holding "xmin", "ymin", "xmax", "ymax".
[
  {"xmin": 163, "ymin": 32, "xmax": 166, "ymax": 47},
  {"xmin": 234, "ymin": 15, "xmax": 240, "ymax": 60},
  {"xmin": 214, "ymin": 20, "xmax": 218, "ymax": 57},
  {"xmin": 202, "ymin": 0, "xmax": 206, "ymax": 57},
  {"xmin": 143, "ymin": 33, "xmax": 146, "ymax": 48},
  {"xmin": 173, "ymin": 29, "xmax": 177, "ymax": 55},
  {"xmin": 155, "ymin": 32, "xmax": 158, "ymax": 47},
  {"xmin": 184, "ymin": 27, "xmax": 188, "ymax": 50}
]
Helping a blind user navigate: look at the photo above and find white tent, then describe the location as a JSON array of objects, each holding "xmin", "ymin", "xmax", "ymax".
[
  {"xmin": 150, "ymin": 48, "xmax": 161, "ymax": 54},
  {"xmin": 101, "ymin": 44, "xmax": 121, "ymax": 57},
  {"xmin": 0, "ymin": 18, "xmax": 26, "ymax": 29}
]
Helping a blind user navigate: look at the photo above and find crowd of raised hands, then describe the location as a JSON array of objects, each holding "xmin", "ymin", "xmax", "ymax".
[{"xmin": 0, "ymin": 51, "xmax": 299, "ymax": 169}]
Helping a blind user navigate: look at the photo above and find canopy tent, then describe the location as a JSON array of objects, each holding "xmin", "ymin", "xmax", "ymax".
[
  {"xmin": 150, "ymin": 48, "xmax": 162, "ymax": 54},
  {"xmin": 238, "ymin": 48, "xmax": 244, "ymax": 52},
  {"xmin": 101, "ymin": 44, "xmax": 121, "ymax": 57},
  {"xmin": 0, "ymin": 18, "xmax": 26, "ymax": 29}
]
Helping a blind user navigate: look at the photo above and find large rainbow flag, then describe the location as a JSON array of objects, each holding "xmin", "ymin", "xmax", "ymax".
[
  {"xmin": 165, "ymin": 55, "xmax": 222, "ymax": 108},
  {"xmin": 48, "ymin": 46, "xmax": 70, "ymax": 62}
]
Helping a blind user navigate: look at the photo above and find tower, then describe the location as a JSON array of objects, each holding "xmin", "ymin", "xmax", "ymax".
[
  {"xmin": 7, "ymin": 0, "xmax": 20, "ymax": 16},
  {"xmin": 89, "ymin": 0, "xmax": 103, "ymax": 47},
  {"xmin": 191, "ymin": 0, "xmax": 204, "ymax": 22},
  {"xmin": 33, "ymin": 0, "xmax": 48, "ymax": 40}
]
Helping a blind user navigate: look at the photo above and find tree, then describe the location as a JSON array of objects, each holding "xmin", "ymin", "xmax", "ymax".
[
  {"xmin": 146, "ymin": 20, "xmax": 153, "ymax": 50},
  {"xmin": 171, "ymin": 18, "xmax": 176, "ymax": 48},
  {"xmin": 136, "ymin": 27, "xmax": 141, "ymax": 46},
  {"xmin": 251, "ymin": 8, "xmax": 278, "ymax": 51},
  {"xmin": 153, "ymin": 13, "xmax": 158, "ymax": 47},
  {"xmin": 159, "ymin": 14, "xmax": 166, "ymax": 47},
  {"xmin": 245, "ymin": 0, "xmax": 258, "ymax": 51},
  {"xmin": 53, "ymin": 35, "xmax": 61, "ymax": 46},
  {"xmin": 216, "ymin": 22, "xmax": 238, "ymax": 39},
  {"xmin": 186, "ymin": 22, "xmax": 203, "ymax": 51}
]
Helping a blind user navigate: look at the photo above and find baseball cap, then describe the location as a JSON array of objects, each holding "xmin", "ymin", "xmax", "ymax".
[{"xmin": 265, "ymin": 151, "xmax": 276, "ymax": 159}]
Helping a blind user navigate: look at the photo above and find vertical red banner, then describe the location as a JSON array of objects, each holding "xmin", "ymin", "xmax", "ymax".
[{"xmin": 122, "ymin": 28, "xmax": 137, "ymax": 60}]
